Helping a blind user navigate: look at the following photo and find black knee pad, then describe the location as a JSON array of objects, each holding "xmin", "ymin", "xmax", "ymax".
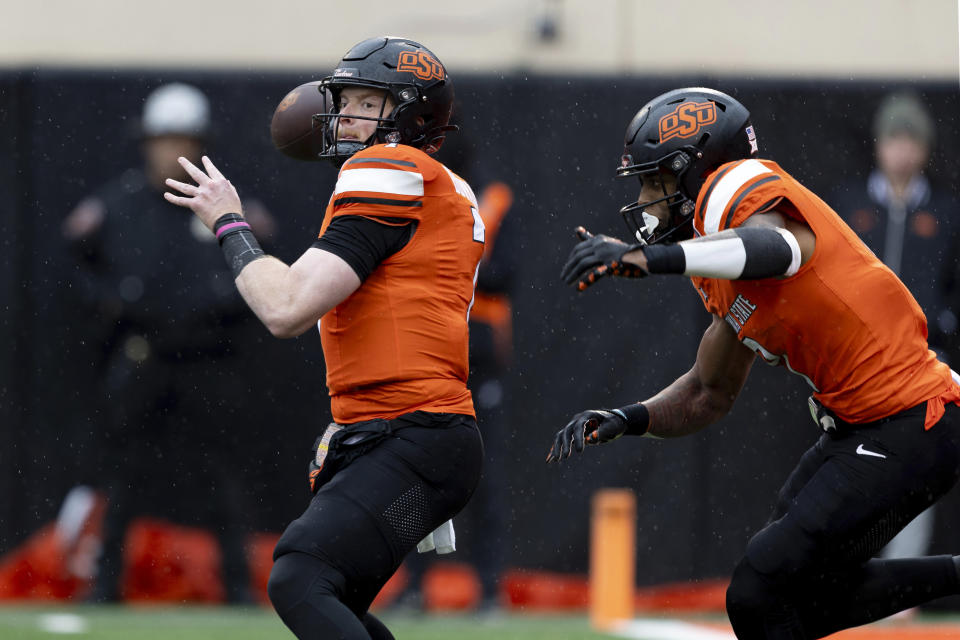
[
  {"xmin": 727, "ymin": 556, "xmax": 776, "ymax": 617},
  {"xmin": 728, "ymin": 555, "xmax": 816, "ymax": 639},
  {"xmin": 745, "ymin": 515, "xmax": 820, "ymax": 584},
  {"xmin": 727, "ymin": 556, "xmax": 807, "ymax": 639},
  {"xmin": 267, "ymin": 551, "xmax": 345, "ymax": 615}
]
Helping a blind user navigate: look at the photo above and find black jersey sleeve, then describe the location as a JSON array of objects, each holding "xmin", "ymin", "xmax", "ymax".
[{"xmin": 312, "ymin": 215, "xmax": 416, "ymax": 282}]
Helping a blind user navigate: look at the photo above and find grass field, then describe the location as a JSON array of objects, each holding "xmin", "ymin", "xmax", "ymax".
[
  {"xmin": 0, "ymin": 605, "xmax": 613, "ymax": 640},
  {"xmin": 2, "ymin": 605, "xmax": 960, "ymax": 640}
]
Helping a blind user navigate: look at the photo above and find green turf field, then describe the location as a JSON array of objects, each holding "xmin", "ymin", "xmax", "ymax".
[
  {"xmin": 0, "ymin": 605, "xmax": 613, "ymax": 640},
  {"xmin": 4, "ymin": 605, "xmax": 960, "ymax": 640}
]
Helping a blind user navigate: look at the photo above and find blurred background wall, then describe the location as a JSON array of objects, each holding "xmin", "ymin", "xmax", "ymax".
[
  {"xmin": 1, "ymin": 0, "xmax": 959, "ymax": 596},
  {"xmin": 2, "ymin": 0, "xmax": 958, "ymax": 78}
]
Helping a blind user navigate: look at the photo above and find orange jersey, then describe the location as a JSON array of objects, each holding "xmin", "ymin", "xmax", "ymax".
[
  {"xmin": 690, "ymin": 159, "xmax": 960, "ymax": 428},
  {"xmin": 318, "ymin": 143, "xmax": 485, "ymax": 423}
]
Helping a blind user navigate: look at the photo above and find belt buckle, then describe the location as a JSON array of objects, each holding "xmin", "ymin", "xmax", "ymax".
[{"xmin": 315, "ymin": 423, "xmax": 343, "ymax": 468}]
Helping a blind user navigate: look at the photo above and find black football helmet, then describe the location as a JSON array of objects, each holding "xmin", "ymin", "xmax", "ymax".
[
  {"xmin": 617, "ymin": 87, "xmax": 758, "ymax": 244},
  {"xmin": 315, "ymin": 36, "xmax": 456, "ymax": 166}
]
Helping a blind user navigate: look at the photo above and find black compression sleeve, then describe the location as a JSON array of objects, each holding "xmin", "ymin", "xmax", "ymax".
[
  {"xmin": 611, "ymin": 402, "xmax": 650, "ymax": 436},
  {"xmin": 643, "ymin": 244, "xmax": 686, "ymax": 274},
  {"xmin": 736, "ymin": 227, "xmax": 794, "ymax": 279},
  {"xmin": 312, "ymin": 216, "xmax": 416, "ymax": 281}
]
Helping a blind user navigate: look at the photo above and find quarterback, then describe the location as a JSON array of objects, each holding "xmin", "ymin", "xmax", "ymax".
[
  {"xmin": 551, "ymin": 87, "xmax": 960, "ymax": 639},
  {"xmin": 165, "ymin": 37, "xmax": 484, "ymax": 640}
]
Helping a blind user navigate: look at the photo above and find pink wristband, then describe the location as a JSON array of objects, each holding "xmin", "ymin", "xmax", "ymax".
[{"xmin": 215, "ymin": 220, "xmax": 251, "ymax": 241}]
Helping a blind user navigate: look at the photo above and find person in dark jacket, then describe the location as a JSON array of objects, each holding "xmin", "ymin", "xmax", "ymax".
[
  {"xmin": 62, "ymin": 82, "xmax": 274, "ymax": 603},
  {"xmin": 830, "ymin": 91, "xmax": 958, "ymax": 353}
]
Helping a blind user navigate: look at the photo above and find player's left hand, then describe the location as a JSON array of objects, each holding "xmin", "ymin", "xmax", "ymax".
[
  {"xmin": 164, "ymin": 156, "xmax": 243, "ymax": 231},
  {"xmin": 546, "ymin": 409, "xmax": 628, "ymax": 463},
  {"xmin": 560, "ymin": 226, "xmax": 646, "ymax": 291}
]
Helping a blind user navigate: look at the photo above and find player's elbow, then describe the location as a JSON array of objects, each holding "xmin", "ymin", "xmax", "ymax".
[
  {"xmin": 703, "ymin": 387, "xmax": 737, "ymax": 420},
  {"xmin": 266, "ymin": 322, "xmax": 300, "ymax": 339},
  {"xmin": 266, "ymin": 320, "xmax": 311, "ymax": 339},
  {"xmin": 260, "ymin": 308, "xmax": 313, "ymax": 339}
]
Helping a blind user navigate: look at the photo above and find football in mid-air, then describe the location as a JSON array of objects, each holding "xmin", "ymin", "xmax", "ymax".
[{"xmin": 270, "ymin": 81, "xmax": 327, "ymax": 160}]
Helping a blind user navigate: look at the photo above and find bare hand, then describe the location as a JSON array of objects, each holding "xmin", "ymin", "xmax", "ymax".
[
  {"xmin": 62, "ymin": 197, "xmax": 106, "ymax": 240},
  {"xmin": 164, "ymin": 156, "xmax": 242, "ymax": 231}
]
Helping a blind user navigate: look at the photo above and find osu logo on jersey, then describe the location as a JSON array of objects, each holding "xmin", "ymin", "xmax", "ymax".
[
  {"xmin": 397, "ymin": 51, "xmax": 445, "ymax": 81},
  {"xmin": 659, "ymin": 101, "xmax": 717, "ymax": 143}
]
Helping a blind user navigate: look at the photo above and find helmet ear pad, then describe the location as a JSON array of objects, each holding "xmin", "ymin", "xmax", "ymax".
[
  {"xmin": 664, "ymin": 148, "xmax": 701, "ymax": 201},
  {"xmin": 387, "ymin": 79, "xmax": 455, "ymax": 152}
]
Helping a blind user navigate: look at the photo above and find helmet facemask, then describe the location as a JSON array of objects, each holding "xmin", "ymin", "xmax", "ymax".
[
  {"xmin": 314, "ymin": 81, "xmax": 402, "ymax": 166},
  {"xmin": 314, "ymin": 79, "xmax": 457, "ymax": 167},
  {"xmin": 617, "ymin": 149, "xmax": 698, "ymax": 245}
]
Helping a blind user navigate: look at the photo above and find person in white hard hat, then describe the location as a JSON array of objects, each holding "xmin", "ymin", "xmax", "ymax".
[
  {"xmin": 64, "ymin": 83, "xmax": 213, "ymax": 240},
  {"xmin": 140, "ymin": 83, "xmax": 211, "ymax": 190},
  {"xmin": 62, "ymin": 83, "xmax": 273, "ymax": 604}
]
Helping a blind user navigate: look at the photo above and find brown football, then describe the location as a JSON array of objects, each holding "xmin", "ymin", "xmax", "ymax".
[{"xmin": 270, "ymin": 81, "xmax": 327, "ymax": 161}]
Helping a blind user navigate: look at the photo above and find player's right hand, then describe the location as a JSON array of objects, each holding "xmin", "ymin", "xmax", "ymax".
[
  {"xmin": 561, "ymin": 226, "xmax": 646, "ymax": 291},
  {"xmin": 546, "ymin": 409, "xmax": 628, "ymax": 463}
]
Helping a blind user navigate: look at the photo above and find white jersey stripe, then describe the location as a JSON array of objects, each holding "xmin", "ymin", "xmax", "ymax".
[
  {"xmin": 334, "ymin": 167, "xmax": 424, "ymax": 197},
  {"xmin": 774, "ymin": 227, "xmax": 802, "ymax": 277},
  {"xmin": 442, "ymin": 167, "xmax": 479, "ymax": 209},
  {"xmin": 702, "ymin": 159, "xmax": 772, "ymax": 234}
]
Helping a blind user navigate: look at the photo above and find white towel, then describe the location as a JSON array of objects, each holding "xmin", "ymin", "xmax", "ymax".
[{"xmin": 416, "ymin": 519, "xmax": 456, "ymax": 554}]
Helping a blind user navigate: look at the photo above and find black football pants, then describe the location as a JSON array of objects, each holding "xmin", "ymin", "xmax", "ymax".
[
  {"xmin": 726, "ymin": 402, "xmax": 960, "ymax": 639},
  {"xmin": 268, "ymin": 412, "xmax": 483, "ymax": 640}
]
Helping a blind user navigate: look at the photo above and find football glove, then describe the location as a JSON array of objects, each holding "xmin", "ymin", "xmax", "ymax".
[
  {"xmin": 561, "ymin": 226, "xmax": 646, "ymax": 291},
  {"xmin": 546, "ymin": 409, "xmax": 628, "ymax": 463}
]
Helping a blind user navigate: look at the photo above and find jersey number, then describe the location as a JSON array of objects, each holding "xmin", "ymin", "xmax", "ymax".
[
  {"xmin": 741, "ymin": 336, "xmax": 819, "ymax": 391},
  {"xmin": 470, "ymin": 206, "xmax": 485, "ymax": 243},
  {"xmin": 443, "ymin": 168, "xmax": 485, "ymax": 319}
]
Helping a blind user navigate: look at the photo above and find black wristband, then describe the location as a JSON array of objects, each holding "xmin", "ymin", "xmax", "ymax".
[
  {"xmin": 611, "ymin": 402, "xmax": 650, "ymax": 436},
  {"xmin": 213, "ymin": 213, "xmax": 266, "ymax": 278},
  {"xmin": 643, "ymin": 243, "xmax": 686, "ymax": 274},
  {"xmin": 213, "ymin": 213, "xmax": 247, "ymax": 242}
]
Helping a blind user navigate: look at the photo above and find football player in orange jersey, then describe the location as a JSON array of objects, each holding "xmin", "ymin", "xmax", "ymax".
[
  {"xmin": 550, "ymin": 88, "xmax": 960, "ymax": 639},
  {"xmin": 164, "ymin": 37, "xmax": 485, "ymax": 640}
]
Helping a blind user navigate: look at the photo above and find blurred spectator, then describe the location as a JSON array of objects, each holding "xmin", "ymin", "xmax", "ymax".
[
  {"xmin": 61, "ymin": 83, "xmax": 275, "ymax": 603},
  {"xmin": 831, "ymin": 90, "xmax": 958, "ymax": 353},
  {"xmin": 829, "ymin": 90, "xmax": 959, "ymax": 571},
  {"xmin": 389, "ymin": 133, "xmax": 519, "ymax": 615}
]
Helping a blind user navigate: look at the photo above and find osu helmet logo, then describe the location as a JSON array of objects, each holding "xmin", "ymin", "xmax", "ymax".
[
  {"xmin": 397, "ymin": 51, "xmax": 445, "ymax": 81},
  {"xmin": 658, "ymin": 101, "xmax": 717, "ymax": 143}
]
